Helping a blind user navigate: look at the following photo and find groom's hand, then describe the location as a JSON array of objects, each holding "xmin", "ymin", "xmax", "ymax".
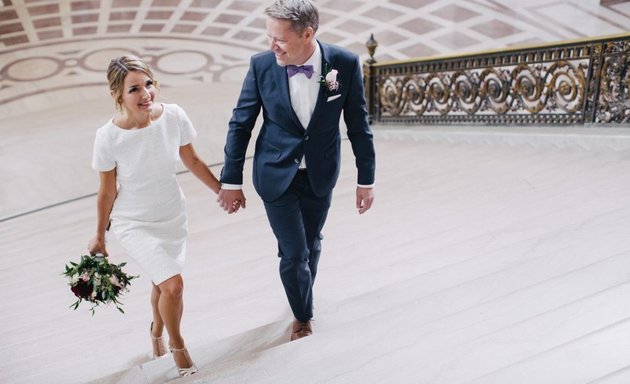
[
  {"xmin": 218, "ymin": 189, "xmax": 246, "ymax": 214},
  {"xmin": 356, "ymin": 186, "xmax": 374, "ymax": 214}
]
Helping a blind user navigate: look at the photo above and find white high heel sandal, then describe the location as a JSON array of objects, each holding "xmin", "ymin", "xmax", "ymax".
[
  {"xmin": 150, "ymin": 322, "xmax": 167, "ymax": 359},
  {"xmin": 169, "ymin": 345, "xmax": 198, "ymax": 377}
]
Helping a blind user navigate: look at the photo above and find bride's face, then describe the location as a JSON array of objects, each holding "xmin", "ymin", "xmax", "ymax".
[{"xmin": 118, "ymin": 70, "xmax": 157, "ymax": 115}]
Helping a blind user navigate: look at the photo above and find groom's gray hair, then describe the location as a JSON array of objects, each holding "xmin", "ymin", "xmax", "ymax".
[{"xmin": 265, "ymin": 0, "xmax": 319, "ymax": 35}]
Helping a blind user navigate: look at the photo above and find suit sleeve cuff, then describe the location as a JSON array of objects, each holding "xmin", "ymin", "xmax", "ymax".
[{"xmin": 221, "ymin": 183, "xmax": 242, "ymax": 190}]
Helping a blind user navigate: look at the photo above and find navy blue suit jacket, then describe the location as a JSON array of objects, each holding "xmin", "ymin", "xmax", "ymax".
[{"xmin": 221, "ymin": 41, "xmax": 376, "ymax": 202}]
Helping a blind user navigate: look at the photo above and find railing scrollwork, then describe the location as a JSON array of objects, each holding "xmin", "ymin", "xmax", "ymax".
[
  {"xmin": 365, "ymin": 33, "xmax": 630, "ymax": 125},
  {"xmin": 597, "ymin": 40, "xmax": 630, "ymax": 123}
]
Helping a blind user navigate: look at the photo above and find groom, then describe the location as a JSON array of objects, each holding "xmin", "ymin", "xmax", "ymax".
[{"xmin": 218, "ymin": 0, "xmax": 376, "ymax": 341}]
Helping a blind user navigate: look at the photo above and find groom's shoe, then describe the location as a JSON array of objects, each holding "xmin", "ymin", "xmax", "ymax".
[{"xmin": 291, "ymin": 319, "xmax": 313, "ymax": 341}]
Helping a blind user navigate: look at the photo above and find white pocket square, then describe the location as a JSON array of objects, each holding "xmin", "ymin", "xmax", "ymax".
[{"xmin": 326, "ymin": 94, "xmax": 341, "ymax": 102}]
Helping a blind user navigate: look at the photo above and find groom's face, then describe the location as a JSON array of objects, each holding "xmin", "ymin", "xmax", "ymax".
[{"xmin": 266, "ymin": 17, "xmax": 314, "ymax": 66}]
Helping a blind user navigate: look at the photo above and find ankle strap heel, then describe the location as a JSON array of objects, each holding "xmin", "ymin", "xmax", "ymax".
[
  {"xmin": 150, "ymin": 322, "xmax": 167, "ymax": 359},
  {"xmin": 169, "ymin": 345, "xmax": 198, "ymax": 377}
]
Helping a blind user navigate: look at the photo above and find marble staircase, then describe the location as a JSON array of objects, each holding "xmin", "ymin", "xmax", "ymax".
[
  {"xmin": 2, "ymin": 72, "xmax": 630, "ymax": 382},
  {"xmin": 3, "ymin": 134, "xmax": 625, "ymax": 384}
]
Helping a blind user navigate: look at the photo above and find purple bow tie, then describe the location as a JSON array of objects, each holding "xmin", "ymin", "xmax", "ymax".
[{"xmin": 287, "ymin": 64, "xmax": 314, "ymax": 79}]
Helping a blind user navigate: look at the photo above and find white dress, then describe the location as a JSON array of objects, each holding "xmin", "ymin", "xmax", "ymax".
[{"xmin": 92, "ymin": 103, "xmax": 196, "ymax": 284}]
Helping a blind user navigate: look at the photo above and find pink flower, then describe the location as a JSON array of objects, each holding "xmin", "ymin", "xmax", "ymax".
[{"xmin": 109, "ymin": 275, "xmax": 122, "ymax": 288}]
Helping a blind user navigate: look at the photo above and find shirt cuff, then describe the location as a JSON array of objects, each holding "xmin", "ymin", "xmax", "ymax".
[
  {"xmin": 358, "ymin": 183, "xmax": 374, "ymax": 188},
  {"xmin": 221, "ymin": 183, "xmax": 242, "ymax": 190}
]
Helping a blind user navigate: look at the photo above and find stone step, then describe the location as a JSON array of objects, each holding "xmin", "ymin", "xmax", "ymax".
[
  {"xmin": 97, "ymin": 230, "xmax": 630, "ymax": 383},
  {"xmin": 171, "ymin": 251, "xmax": 630, "ymax": 383}
]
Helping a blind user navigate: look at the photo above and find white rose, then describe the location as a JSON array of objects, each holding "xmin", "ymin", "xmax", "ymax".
[{"xmin": 325, "ymin": 69, "xmax": 338, "ymax": 83}]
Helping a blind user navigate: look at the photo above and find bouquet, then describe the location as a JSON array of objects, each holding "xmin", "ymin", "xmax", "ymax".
[{"xmin": 63, "ymin": 254, "xmax": 138, "ymax": 314}]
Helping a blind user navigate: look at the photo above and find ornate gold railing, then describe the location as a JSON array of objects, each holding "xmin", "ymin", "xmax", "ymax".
[{"xmin": 363, "ymin": 33, "xmax": 630, "ymax": 125}]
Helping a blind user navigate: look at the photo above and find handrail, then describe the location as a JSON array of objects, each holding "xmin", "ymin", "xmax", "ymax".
[{"xmin": 363, "ymin": 33, "xmax": 630, "ymax": 125}]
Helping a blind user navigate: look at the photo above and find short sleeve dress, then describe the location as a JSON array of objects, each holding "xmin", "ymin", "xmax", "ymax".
[{"xmin": 92, "ymin": 103, "xmax": 197, "ymax": 284}]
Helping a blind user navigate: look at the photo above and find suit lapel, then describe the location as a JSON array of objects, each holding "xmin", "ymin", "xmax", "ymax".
[
  {"xmin": 306, "ymin": 41, "xmax": 329, "ymax": 132},
  {"xmin": 273, "ymin": 60, "xmax": 305, "ymax": 130}
]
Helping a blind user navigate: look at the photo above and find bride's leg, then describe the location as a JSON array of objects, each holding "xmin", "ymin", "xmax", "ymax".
[
  {"xmin": 157, "ymin": 275, "xmax": 196, "ymax": 373},
  {"xmin": 150, "ymin": 284, "xmax": 167, "ymax": 358}
]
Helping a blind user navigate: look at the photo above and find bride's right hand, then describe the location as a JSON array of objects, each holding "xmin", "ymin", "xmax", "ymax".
[{"xmin": 88, "ymin": 236, "xmax": 108, "ymax": 257}]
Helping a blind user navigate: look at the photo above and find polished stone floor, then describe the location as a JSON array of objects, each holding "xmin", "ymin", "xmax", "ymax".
[
  {"xmin": 3, "ymin": 126, "xmax": 630, "ymax": 384},
  {"xmin": 2, "ymin": 0, "xmax": 630, "ymax": 118}
]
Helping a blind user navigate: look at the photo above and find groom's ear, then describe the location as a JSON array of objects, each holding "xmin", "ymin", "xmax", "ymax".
[{"xmin": 303, "ymin": 26, "xmax": 314, "ymax": 41}]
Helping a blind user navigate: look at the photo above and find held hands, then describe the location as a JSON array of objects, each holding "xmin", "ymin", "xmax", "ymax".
[
  {"xmin": 217, "ymin": 188, "xmax": 246, "ymax": 214},
  {"xmin": 218, "ymin": 187, "xmax": 370, "ymax": 214},
  {"xmin": 356, "ymin": 186, "xmax": 374, "ymax": 214},
  {"xmin": 88, "ymin": 236, "xmax": 108, "ymax": 257}
]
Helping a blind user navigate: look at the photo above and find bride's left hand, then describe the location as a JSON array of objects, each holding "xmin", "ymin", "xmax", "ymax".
[{"xmin": 88, "ymin": 236, "xmax": 108, "ymax": 257}]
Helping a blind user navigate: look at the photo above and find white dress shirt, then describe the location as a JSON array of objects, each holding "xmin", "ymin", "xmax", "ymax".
[{"xmin": 289, "ymin": 44, "xmax": 321, "ymax": 169}]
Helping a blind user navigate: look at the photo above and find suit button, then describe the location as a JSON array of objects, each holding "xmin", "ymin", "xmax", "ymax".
[{"xmin": 304, "ymin": 135, "xmax": 309, "ymax": 141}]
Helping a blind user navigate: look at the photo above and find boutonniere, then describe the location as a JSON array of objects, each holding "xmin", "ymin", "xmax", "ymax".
[{"xmin": 320, "ymin": 63, "xmax": 340, "ymax": 94}]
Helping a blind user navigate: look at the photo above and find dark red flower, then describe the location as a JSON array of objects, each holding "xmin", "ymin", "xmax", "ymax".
[{"xmin": 70, "ymin": 280, "xmax": 93, "ymax": 300}]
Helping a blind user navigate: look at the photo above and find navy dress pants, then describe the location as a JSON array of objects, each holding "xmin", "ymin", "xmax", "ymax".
[{"xmin": 263, "ymin": 170, "xmax": 332, "ymax": 322}]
